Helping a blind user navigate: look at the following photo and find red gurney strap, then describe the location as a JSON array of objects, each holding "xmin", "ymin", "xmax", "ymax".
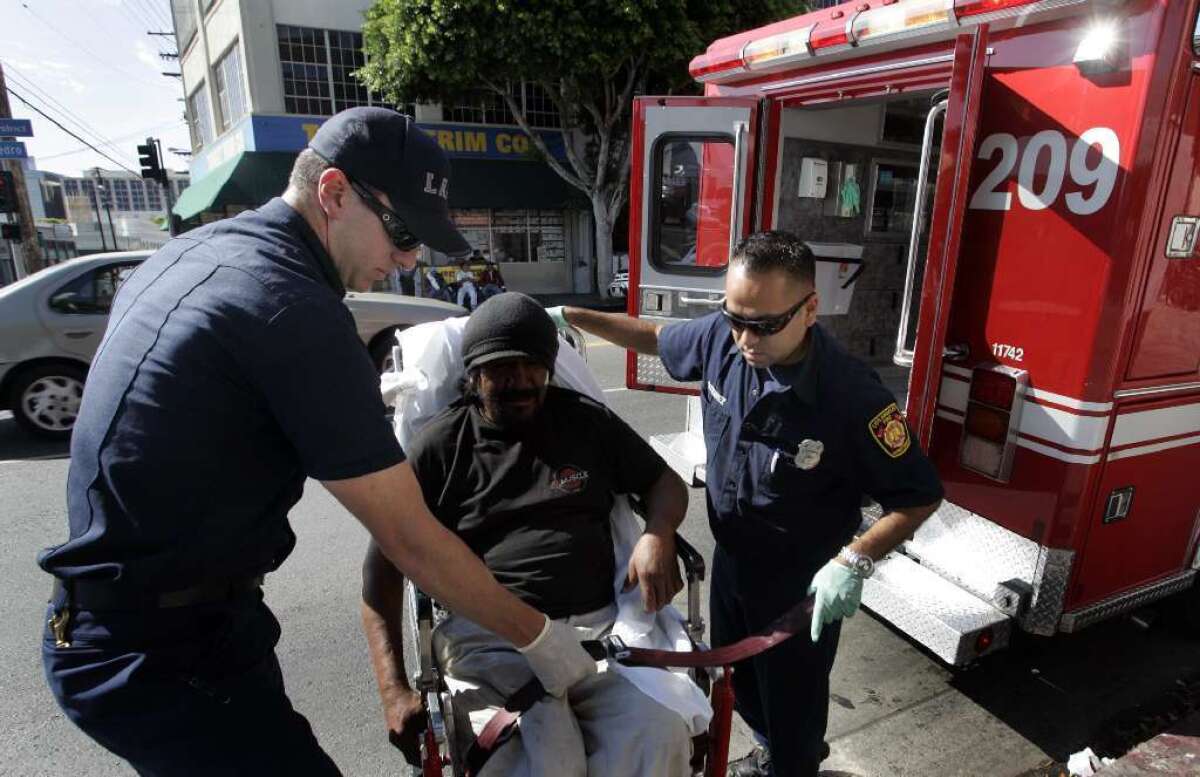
[{"xmin": 464, "ymin": 595, "xmax": 814, "ymax": 775}]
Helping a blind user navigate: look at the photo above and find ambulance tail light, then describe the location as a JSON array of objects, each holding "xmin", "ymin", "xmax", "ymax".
[{"xmin": 958, "ymin": 364, "xmax": 1028, "ymax": 483}]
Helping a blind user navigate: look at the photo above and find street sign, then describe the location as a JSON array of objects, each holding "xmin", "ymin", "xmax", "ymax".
[
  {"xmin": 0, "ymin": 119, "xmax": 33, "ymax": 137},
  {"xmin": 0, "ymin": 141, "xmax": 28, "ymax": 159}
]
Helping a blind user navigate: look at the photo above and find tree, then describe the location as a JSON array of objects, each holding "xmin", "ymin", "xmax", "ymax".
[{"xmin": 360, "ymin": 0, "xmax": 807, "ymax": 290}]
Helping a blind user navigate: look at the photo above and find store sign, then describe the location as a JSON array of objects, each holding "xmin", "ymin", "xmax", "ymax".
[
  {"xmin": 0, "ymin": 119, "xmax": 33, "ymax": 137},
  {"xmin": 249, "ymin": 115, "xmax": 566, "ymax": 160},
  {"xmin": 0, "ymin": 141, "xmax": 28, "ymax": 159}
]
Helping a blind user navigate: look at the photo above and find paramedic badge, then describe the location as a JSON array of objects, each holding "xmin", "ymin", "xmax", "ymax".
[
  {"xmin": 794, "ymin": 439, "xmax": 824, "ymax": 470},
  {"xmin": 869, "ymin": 403, "xmax": 911, "ymax": 458}
]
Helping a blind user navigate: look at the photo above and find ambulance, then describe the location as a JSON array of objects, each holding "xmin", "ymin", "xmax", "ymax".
[{"xmin": 625, "ymin": 0, "xmax": 1200, "ymax": 665}]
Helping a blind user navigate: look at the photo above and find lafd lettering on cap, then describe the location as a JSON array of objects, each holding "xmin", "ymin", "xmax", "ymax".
[{"xmin": 424, "ymin": 172, "xmax": 449, "ymax": 199}]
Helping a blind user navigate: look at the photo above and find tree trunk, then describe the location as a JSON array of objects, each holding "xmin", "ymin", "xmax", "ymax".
[{"xmin": 590, "ymin": 191, "xmax": 615, "ymax": 296}]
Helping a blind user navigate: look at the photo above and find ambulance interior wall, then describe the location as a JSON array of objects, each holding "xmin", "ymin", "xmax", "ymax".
[{"xmin": 775, "ymin": 103, "xmax": 920, "ymax": 367}]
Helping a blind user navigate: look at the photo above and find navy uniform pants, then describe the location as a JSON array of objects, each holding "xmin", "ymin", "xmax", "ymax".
[
  {"xmin": 711, "ymin": 544, "xmax": 842, "ymax": 777},
  {"xmin": 41, "ymin": 589, "xmax": 341, "ymax": 776}
]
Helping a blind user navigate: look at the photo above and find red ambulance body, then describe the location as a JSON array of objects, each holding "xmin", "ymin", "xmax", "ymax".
[{"xmin": 626, "ymin": 0, "xmax": 1200, "ymax": 665}]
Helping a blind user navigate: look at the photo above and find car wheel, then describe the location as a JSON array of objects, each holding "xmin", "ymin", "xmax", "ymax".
[
  {"xmin": 10, "ymin": 363, "xmax": 87, "ymax": 440},
  {"xmin": 369, "ymin": 327, "xmax": 404, "ymax": 374}
]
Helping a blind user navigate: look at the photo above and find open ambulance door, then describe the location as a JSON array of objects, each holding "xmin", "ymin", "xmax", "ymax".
[
  {"xmin": 625, "ymin": 96, "xmax": 761, "ymax": 394},
  {"xmin": 899, "ymin": 29, "xmax": 989, "ymax": 450}
]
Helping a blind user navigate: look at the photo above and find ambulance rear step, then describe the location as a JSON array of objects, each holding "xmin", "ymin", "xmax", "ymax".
[
  {"xmin": 649, "ymin": 396, "xmax": 708, "ymax": 486},
  {"xmin": 862, "ymin": 551, "xmax": 1011, "ymax": 666}
]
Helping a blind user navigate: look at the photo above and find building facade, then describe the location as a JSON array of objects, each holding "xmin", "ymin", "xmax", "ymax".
[
  {"xmin": 171, "ymin": 0, "xmax": 594, "ymax": 294},
  {"xmin": 61, "ymin": 169, "xmax": 190, "ymax": 254}
]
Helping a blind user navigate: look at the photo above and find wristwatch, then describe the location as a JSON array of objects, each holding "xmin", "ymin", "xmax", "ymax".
[{"xmin": 837, "ymin": 546, "xmax": 876, "ymax": 579}]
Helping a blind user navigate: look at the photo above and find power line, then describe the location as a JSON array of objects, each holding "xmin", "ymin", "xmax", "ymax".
[
  {"xmin": 121, "ymin": 0, "xmax": 171, "ymax": 56},
  {"xmin": 39, "ymin": 120, "xmax": 186, "ymax": 160},
  {"xmin": 15, "ymin": 1, "xmax": 176, "ymax": 91},
  {"xmin": 5, "ymin": 85, "xmax": 140, "ymax": 176},
  {"xmin": 1, "ymin": 62, "xmax": 140, "ymax": 166},
  {"xmin": 136, "ymin": 0, "xmax": 174, "ymax": 31}
]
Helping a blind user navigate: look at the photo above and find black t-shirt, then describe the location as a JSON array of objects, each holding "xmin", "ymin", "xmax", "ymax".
[
  {"xmin": 407, "ymin": 387, "xmax": 667, "ymax": 618},
  {"xmin": 38, "ymin": 198, "xmax": 404, "ymax": 590}
]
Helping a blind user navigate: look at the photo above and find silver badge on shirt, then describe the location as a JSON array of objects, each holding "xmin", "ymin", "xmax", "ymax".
[{"xmin": 794, "ymin": 439, "xmax": 824, "ymax": 470}]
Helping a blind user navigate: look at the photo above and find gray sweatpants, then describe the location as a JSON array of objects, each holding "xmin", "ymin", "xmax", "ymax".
[{"xmin": 433, "ymin": 603, "xmax": 693, "ymax": 777}]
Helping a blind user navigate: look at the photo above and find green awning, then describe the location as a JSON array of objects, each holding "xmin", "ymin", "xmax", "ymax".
[
  {"xmin": 173, "ymin": 151, "xmax": 297, "ymax": 220},
  {"xmin": 448, "ymin": 158, "xmax": 589, "ymax": 210}
]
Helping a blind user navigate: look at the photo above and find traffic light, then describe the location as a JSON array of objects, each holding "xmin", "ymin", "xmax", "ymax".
[
  {"xmin": 137, "ymin": 138, "xmax": 165, "ymax": 186},
  {"xmin": 1, "ymin": 223, "xmax": 19, "ymax": 240},
  {"xmin": 0, "ymin": 170, "xmax": 15, "ymax": 214}
]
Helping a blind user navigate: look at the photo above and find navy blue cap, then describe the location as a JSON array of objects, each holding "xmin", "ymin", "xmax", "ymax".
[
  {"xmin": 309, "ymin": 107, "xmax": 470, "ymax": 257},
  {"xmin": 462, "ymin": 293, "xmax": 559, "ymax": 372}
]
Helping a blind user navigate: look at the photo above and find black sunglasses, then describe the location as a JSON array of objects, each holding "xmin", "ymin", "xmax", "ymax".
[
  {"xmin": 347, "ymin": 179, "xmax": 422, "ymax": 252},
  {"xmin": 721, "ymin": 291, "xmax": 815, "ymax": 337}
]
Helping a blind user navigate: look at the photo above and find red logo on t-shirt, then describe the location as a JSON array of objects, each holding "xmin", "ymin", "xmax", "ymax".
[{"xmin": 550, "ymin": 465, "xmax": 589, "ymax": 494}]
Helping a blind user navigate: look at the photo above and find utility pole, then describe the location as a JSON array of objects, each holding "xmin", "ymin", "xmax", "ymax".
[
  {"xmin": 0, "ymin": 62, "xmax": 44, "ymax": 274},
  {"xmin": 93, "ymin": 168, "xmax": 119, "ymax": 252},
  {"xmin": 153, "ymin": 138, "xmax": 175, "ymax": 234},
  {"xmin": 88, "ymin": 174, "xmax": 108, "ymax": 251}
]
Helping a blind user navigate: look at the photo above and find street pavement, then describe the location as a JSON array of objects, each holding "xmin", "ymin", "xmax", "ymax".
[{"xmin": 2, "ymin": 340, "xmax": 1199, "ymax": 776}]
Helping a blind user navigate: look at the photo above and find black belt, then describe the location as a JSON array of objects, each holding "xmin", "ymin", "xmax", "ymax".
[{"xmin": 50, "ymin": 575, "xmax": 265, "ymax": 611}]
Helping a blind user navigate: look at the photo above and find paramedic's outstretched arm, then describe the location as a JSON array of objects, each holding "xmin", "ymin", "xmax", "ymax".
[
  {"xmin": 560, "ymin": 307, "xmax": 662, "ymax": 355},
  {"xmin": 361, "ymin": 542, "xmax": 424, "ymax": 766},
  {"xmin": 848, "ymin": 501, "xmax": 939, "ymax": 562},
  {"xmin": 325, "ymin": 462, "xmax": 597, "ymax": 695},
  {"xmin": 625, "ymin": 467, "xmax": 688, "ymax": 612}
]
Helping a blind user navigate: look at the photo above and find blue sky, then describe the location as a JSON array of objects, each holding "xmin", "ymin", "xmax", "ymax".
[{"xmin": 1, "ymin": 0, "xmax": 192, "ymax": 177}]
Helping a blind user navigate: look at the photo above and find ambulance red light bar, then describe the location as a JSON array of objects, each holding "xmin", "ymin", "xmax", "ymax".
[
  {"xmin": 954, "ymin": 0, "xmax": 1037, "ymax": 17},
  {"xmin": 959, "ymin": 364, "xmax": 1028, "ymax": 483},
  {"xmin": 691, "ymin": 0, "xmax": 1096, "ymax": 83}
]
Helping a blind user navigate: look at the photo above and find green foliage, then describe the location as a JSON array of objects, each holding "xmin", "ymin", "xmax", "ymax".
[{"xmin": 360, "ymin": 0, "xmax": 807, "ymax": 112}]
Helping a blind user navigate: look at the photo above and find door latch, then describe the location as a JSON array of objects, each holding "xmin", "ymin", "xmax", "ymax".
[{"xmin": 1166, "ymin": 216, "xmax": 1200, "ymax": 258}]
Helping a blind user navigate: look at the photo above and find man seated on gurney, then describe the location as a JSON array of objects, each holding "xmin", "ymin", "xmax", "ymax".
[{"xmin": 361, "ymin": 292, "xmax": 695, "ymax": 776}]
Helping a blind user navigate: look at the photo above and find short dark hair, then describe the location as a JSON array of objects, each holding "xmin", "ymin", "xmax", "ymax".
[
  {"xmin": 729, "ymin": 231, "xmax": 815, "ymax": 287},
  {"xmin": 288, "ymin": 148, "xmax": 332, "ymax": 191}
]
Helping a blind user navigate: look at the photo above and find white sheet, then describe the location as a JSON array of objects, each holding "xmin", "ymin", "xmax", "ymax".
[{"xmin": 381, "ymin": 318, "xmax": 713, "ymax": 735}]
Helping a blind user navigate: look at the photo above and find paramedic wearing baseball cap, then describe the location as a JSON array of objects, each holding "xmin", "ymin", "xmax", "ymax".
[
  {"xmin": 547, "ymin": 231, "xmax": 943, "ymax": 777},
  {"xmin": 38, "ymin": 107, "xmax": 596, "ymax": 775}
]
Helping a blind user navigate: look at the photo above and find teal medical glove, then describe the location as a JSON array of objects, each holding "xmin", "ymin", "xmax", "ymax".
[
  {"xmin": 545, "ymin": 306, "xmax": 568, "ymax": 328},
  {"xmin": 807, "ymin": 560, "xmax": 863, "ymax": 642}
]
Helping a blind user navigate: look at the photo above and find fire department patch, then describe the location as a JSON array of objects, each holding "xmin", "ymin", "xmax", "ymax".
[
  {"xmin": 869, "ymin": 403, "xmax": 911, "ymax": 458},
  {"xmin": 550, "ymin": 465, "xmax": 590, "ymax": 494}
]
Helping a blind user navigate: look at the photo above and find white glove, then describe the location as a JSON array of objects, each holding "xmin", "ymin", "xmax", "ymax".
[
  {"xmin": 517, "ymin": 615, "xmax": 598, "ymax": 696},
  {"xmin": 545, "ymin": 306, "xmax": 569, "ymax": 328}
]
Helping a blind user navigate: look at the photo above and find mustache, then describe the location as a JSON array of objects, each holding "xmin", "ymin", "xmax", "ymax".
[{"xmin": 493, "ymin": 388, "xmax": 541, "ymax": 403}]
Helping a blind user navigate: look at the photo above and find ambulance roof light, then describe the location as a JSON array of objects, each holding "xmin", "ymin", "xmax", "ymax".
[
  {"xmin": 953, "ymin": 0, "xmax": 1040, "ymax": 17},
  {"xmin": 690, "ymin": 0, "xmax": 1082, "ymax": 84},
  {"xmin": 851, "ymin": 0, "xmax": 955, "ymax": 48}
]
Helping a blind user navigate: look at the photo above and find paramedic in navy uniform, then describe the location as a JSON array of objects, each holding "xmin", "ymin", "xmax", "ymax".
[
  {"xmin": 550, "ymin": 231, "xmax": 943, "ymax": 777},
  {"xmin": 37, "ymin": 108, "xmax": 597, "ymax": 776}
]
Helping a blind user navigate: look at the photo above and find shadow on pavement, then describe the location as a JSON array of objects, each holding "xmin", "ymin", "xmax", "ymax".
[
  {"xmin": 0, "ymin": 414, "xmax": 70, "ymax": 461},
  {"xmin": 949, "ymin": 610, "xmax": 1200, "ymax": 763}
]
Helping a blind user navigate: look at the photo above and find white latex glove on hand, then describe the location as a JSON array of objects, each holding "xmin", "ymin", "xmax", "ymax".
[
  {"xmin": 517, "ymin": 614, "xmax": 598, "ymax": 696},
  {"xmin": 807, "ymin": 560, "xmax": 863, "ymax": 643},
  {"xmin": 545, "ymin": 306, "xmax": 568, "ymax": 328}
]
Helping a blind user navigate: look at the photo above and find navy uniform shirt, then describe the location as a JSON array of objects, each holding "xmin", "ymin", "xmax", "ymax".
[
  {"xmin": 38, "ymin": 198, "xmax": 405, "ymax": 590},
  {"xmin": 407, "ymin": 387, "xmax": 667, "ymax": 619},
  {"xmin": 658, "ymin": 316, "xmax": 943, "ymax": 569}
]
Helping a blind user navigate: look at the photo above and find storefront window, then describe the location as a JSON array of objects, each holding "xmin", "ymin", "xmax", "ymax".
[{"xmin": 427, "ymin": 209, "xmax": 566, "ymax": 265}]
